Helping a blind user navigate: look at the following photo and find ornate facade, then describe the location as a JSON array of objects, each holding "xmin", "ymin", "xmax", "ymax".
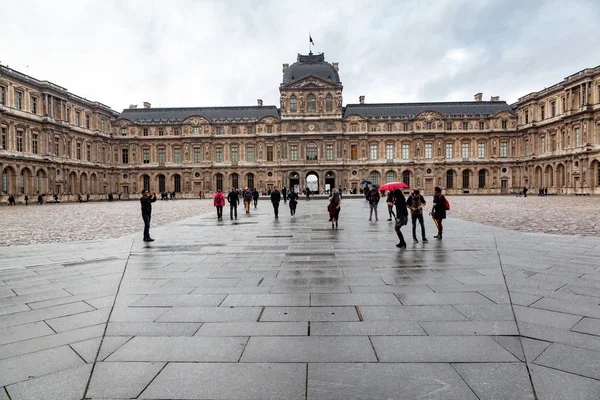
[{"xmin": 1, "ymin": 53, "xmax": 600, "ymax": 202}]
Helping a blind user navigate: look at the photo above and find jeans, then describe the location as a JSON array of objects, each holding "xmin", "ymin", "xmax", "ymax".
[
  {"xmin": 273, "ymin": 203, "xmax": 279, "ymax": 218},
  {"xmin": 216, "ymin": 206, "xmax": 223, "ymax": 219},
  {"xmin": 411, "ymin": 212, "xmax": 426, "ymax": 239},
  {"xmin": 230, "ymin": 204, "xmax": 237, "ymax": 219},
  {"xmin": 388, "ymin": 205, "xmax": 395, "ymax": 219},
  {"xmin": 369, "ymin": 203, "xmax": 378, "ymax": 219},
  {"xmin": 253, "ymin": 198, "xmax": 258, "ymax": 208},
  {"xmin": 142, "ymin": 214, "xmax": 151, "ymax": 239}
]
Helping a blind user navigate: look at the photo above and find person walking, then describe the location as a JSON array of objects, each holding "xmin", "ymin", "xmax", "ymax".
[
  {"xmin": 8, "ymin": 194, "xmax": 15, "ymax": 206},
  {"xmin": 430, "ymin": 187, "xmax": 447, "ymax": 239},
  {"xmin": 37, "ymin": 193, "xmax": 43, "ymax": 205},
  {"xmin": 282, "ymin": 186, "xmax": 288, "ymax": 203},
  {"xmin": 288, "ymin": 188, "xmax": 299, "ymax": 218},
  {"xmin": 271, "ymin": 186, "xmax": 281, "ymax": 219},
  {"xmin": 243, "ymin": 188, "xmax": 252, "ymax": 214},
  {"xmin": 364, "ymin": 185, "xmax": 371, "ymax": 202},
  {"xmin": 140, "ymin": 190, "xmax": 157, "ymax": 242},
  {"xmin": 368, "ymin": 187, "xmax": 380, "ymax": 221},
  {"xmin": 386, "ymin": 190, "xmax": 395, "ymax": 221},
  {"xmin": 393, "ymin": 189, "xmax": 408, "ymax": 248},
  {"xmin": 24, "ymin": 195, "xmax": 29, "ymax": 206},
  {"xmin": 523, "ymin": 187, "xmax": 528, "ymax": 197},
  {"xmin": 214, "ymin": 189, "xmax": 225, "ymax": 220},
  {"xmin": 407, "ymin": 189, "xmax": 428, "ymax": 243},
  {"xmin": 252, "ymin": 188, "xmax": 259, "ymax": 208},
  {"xmin": 328, "ymin": 187, "xmax": 342, "ymax": 229},
  {"xmin": 305, "ymin": 187, "xmax": 311, "ymax": 201},
  {"xmin": 227, "ymin": 189, "xmax": 239, "ymax": 220}
]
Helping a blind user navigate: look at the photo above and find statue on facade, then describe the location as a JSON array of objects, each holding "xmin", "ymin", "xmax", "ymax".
[
  {"xmin": 317, "ymin": 93, "xmax": 324, "ymax": 111},
  {"xmin": 335, "ymin": 92, "xmax": 343, "ymax": 108},
  {"xmin": 299, "ymin": 95, "xmax": 305, "ymax": 110},
  {"xmin": 280, "ymin": 94, "xmax": 287, "ymax": 110}
]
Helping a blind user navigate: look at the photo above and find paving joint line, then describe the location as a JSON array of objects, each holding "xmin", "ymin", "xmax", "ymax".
[
  {"xmin": 80, "ymin": 239, "xmax": 135, "ymax": 400},
  {"xmin": 134, "ymin": 361, "xmax": 169, "ymax": 399}
]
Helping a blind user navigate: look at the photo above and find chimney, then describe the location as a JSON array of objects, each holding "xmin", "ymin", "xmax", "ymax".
[
  {"xmin": 474, "ymin": 93, "xmax": 483, "ymax": 102},
  {"xmin": 282, "ymin": 63, "xmax": 289, "ymax": 73},
  {"xmin": 490, "ymin": 96, "xmax": 500, "ymax": 102},
  {"xmin": 143, "ymin": 102, "xmax": 151, "ymax": 108},
  {"xmin": 332, "ymin": 62, "xmax": 339, "ymax": 72},
  {"xmin": 129, "ymin": 104, "xmax": 138, "ymax": 109},
  {"xmin": 257, "ymin": 99, "xmax": 263, "ymax": 106},
  {"xmin": 359, "ymin": 95, "xmax": 365, "ymax": 104}
]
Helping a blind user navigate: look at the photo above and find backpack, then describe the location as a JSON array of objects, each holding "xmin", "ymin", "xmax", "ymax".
[
  {"xmin": 370, "ymin": 190, "xmax": 379, "ymax": 203},
  {"xmin": 216, "ymin": 195, "xmax": 222, "ymax": 206},
  {"xmin": 444, "ymin": 197, "xmax": 450, "ymax": 210}
]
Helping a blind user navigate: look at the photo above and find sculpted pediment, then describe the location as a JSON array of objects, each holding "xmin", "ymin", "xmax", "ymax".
[
  {"xmin": 343, "ymin": 114, "xmax": 365, "ymax": 123},
  {"xmin": 282, "ymin": 75, "xmax": 338, "ymax": 89},
  {"xmin": 183, "ymin": 116, "xmax": 210, "ymax": 125},
  {"xmin": 415, "ymin": 111, "xmax": 444, "ymax": 121}
]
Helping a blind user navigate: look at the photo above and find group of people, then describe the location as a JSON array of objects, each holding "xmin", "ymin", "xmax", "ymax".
[
  {"xmin": 212, "ymin": 187, "xmax": 300, "ymax": 221},
  {"xmin": 160, "ymin": 191, "xmax": 177, "ymax": 200},
  {"xmin": 6, "ymin": 193, "xmax": 58, "ymax": 205}
]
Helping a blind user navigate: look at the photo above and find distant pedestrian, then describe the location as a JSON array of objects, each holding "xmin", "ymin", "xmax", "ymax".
[
  {"xmin": 386, "ymin": 190, "xmax": 395, "ymax": 221},
  {"xmin": 544, "ymin": 187, "xmax": 548, "ymax": 196},
  {"xmin": 368, "ymin": 187, "xmax": 380, "ymax": 221},
  {"xmin": 140, "ymin": 190, "xmax": 157, "ymax": 242},
  {"xmin": 86, "ymin": 194, "xmax": 91, "ymax": 202},
  {"xmin": 407, "ymin": 189, "xmax": 428, "ymax": 243},
  {"xmin": 227, "ymin": 189, "xmax": 239, "ymax": 220},
  {"xmin": 53, "ymin": 194, "xmax": 59, "ymax": 203},
  {"xmin": 108, "ymin": 192, "xmax": 114, "ymax": 202},
  {"xmin": 394, "ymin": 189, "xmax": 408, "ymax": 248},
  {"xmin": 523, "ymin": 187, "xmax": 528, "ymax": 197},
  {"xmin": 118, "ymin": 192, "xmax": 122, "ymax": 201},
  {"xmin": 364, "ymin": 185, "xmax": 370, "ymax": 202},
  {"xmin": 288, "ymin": 188, "xmax": 299, "ymax": 218},
  {"xmin": 243, "ymin": 188, "xmax": 252, "ymax": 213},
  {"xmin": 214, "ymin": 189, "xmax": 225, "ymax": 220},
  {"xmin": 328, "ymin": 187, "xmax": 342, "ymax": 229},
  {"xmin": 430, "ymin": 186, "xmax": 447, "ymax": 239},
  {"xmin": 198, "ymin": 190, "xmax": 202, "ymax": 199},
  {"xmin": 37, "ymin": 193, "xmax": 43, "ymax": 205},
  {"xmin": 24, "ymin": 195, "xmax": 29, "ymax": 206},
  {"xmin": 8, "ymin": 195, "xmax": 15, "ymax": 206},
  {"xmin": 252, "ymin": 188, "xmax": 259, "ymax": 208},
  {"xmin": 282, "ymin": 186, "xmax": 288, "ymax": 203},
  {"xmin": 271, "ymin": 186, "xmax": 281, "ymax": 219},
  {"xmin": 305, "ymin": 187, "xmax": 311, "ymax": 201}
]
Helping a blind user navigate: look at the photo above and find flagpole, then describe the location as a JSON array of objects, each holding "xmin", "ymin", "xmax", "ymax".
[{"xmin": 309, "ymin": 31, "xmax": 311, "ymax": 54}]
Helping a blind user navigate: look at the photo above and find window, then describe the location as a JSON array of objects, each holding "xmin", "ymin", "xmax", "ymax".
[
  {"xmin": 478, "ymin": 142, "xmax": 485, "ymax": 158},
  {"xmin": 85, "ymin": 115, "xmax": 90, "ymax": 129},
  {"xmin": 446, "ymin": 143, "xmax": 453, "ymax": 159},
  {"xmin": 193, "ymin": 147, "xmax": 201, "ymax": 163},
  {"xmin": 143, "ymin": 148, "xmax": 150, "ymax": 163},
  {"xmin": 101, "ymin": 120, "xmax": 105, "ymax": 132},
  {"xmin": 75, "ymin": 112, "xmax": 81, "ymax": 126},
  {"xmin": 387, "ymin": 123, "xmax": 393, "ymax": 132},
  {"xmin": 462, "ymin": 170, "xmax": 470, "ymax": 189},
  {"xmin": 246, "ymin": 146, "xmax": 254, "ymax": 162},
  {"xmin": 215, "ymin": 174, "xmax": 223, "ymax": 191},
  {"xmin": 551, "ymin": 135, "xmax": 556, "ymax": 152},
  {"xmin": 248, "ymin": 126, "xmax": 254, "ymax": 135},
  {"xmin": 551, "ymin": 101, "xmax": 556, "ymax": 117},
  {"xmin": 402, "ymin": 171, "xmax": 410, "ymax": 186},
  {"xmin": 15, "ymin": 91, "xmax": 22, "ymax": 109},
  {"xmin": 122, "ymin": 148, "xmax": 129, "ymax": 164},
  {"xmin": 174, "ymin": 127, "xmax": 180, "ymax": 136},
  {"xmin": 371, "ymin": 126, "xmax": 377, "ymax": 132},
  {"xmin": 32, "ymin": 134, "xmax": 38, "ymax": 154},
  {"xmin": 370, "ymin": 171, "xmax": 379, "ymax": 185},
  {"xmin": 55, "ymin": 137, "xmax": 60, "ymax": 155},
  {"xmin": 540, "ymin": 136, "xmax": 545, "ymax": 154},
  {"xmin": 386, "ymin": 171, "xmax": 396, "ymax": 183},
  {"xmin": 290, "ymin": 145, "xmax": 298, "ymax": 161},
  {"xmin": 462, "ymin": 143, "xmax": 469, "ymax": 158},
  {"xmin": 327, "ymin": 123, "xmax": 333, "ymax": 132},
  {"xmin": 267, "ymin": 145, "xmax": 273, "ymax": 161},
  {"xmin": 158, "ymin": 129, "xmax": 164, "ymax": 136},
  {"xmin": 403, "ymin": 123, "xmax": 409, "ymax": 132},
  {"xmin": 479, "ymin": 122, "xmax": 484, "ymax": 130},
  {"xmin": 462, "ymin": 121, "xmax": 468, "ymax": 130},
  {"xmin": 447, "ymin": 122, "xmax": 452, "ymax": 130},
  {"xmin": 174, "ymin": 175, "xmax": 181, "ymax": 193},
  {"xmin": 193, "ymin": 126, "xmax": 200, "ymax": 135},
  {"xmin": 446, "ymin": 170, "xmax": 454, "ymax": 189},
  {"xmin": 31, "ymin": 96, "xmax": 37, "ymax": 114},
  {"xmin": 525, "ymin": 141, "xmax": 529, "ymax": 155},
  {"xmin": 540, "ymin": 105, "xmax": 545, "ymax": 120},
  {"xmin": 231, "ymin": 126, "xmax": 236, "ymax": 135},
  {"xmin": 215, "ymin": 127, "xmax": 222, "ymax": 135},
  {"xmin": 231, "ymin": 146, "xmax": 238, "ymax": 162},
  {"xmin": 386, "ymin": 144, "xmax": 393, "ymax": 159},
  {"xmin": 158, "ymin": 147, "xmax": 165, "ymax": 163},
  {"xmin": 0, "ymin": 86, "xmax": 5, "ymax": 105},
  {"xmin": 76, "ymin": 143, "xmax": 82, "ymax": 160},
  {"xmin": 326, "ymin": 94, "xmax": 333, "ymax": 111},
  {"xmin": 402, "ymin": 143, "xmax": 409, "ymax": 160},
  {"xmin": 425, "ymin": 143, "xmax": 432, "ymax": 159},
  {"xmin": 525, "ymin": 110, "xmax": 529, "ymax": 124},
  {"xmin": 121, "ymin": 128, "xmax": 127, "ymax": 136},
  {"xmin": 306, "ymin": 143, "xmax": 318, "ymax": 160},
  {"xmin": 575, "ymin": 127, "xmax": 581, "ymax": 146},
  {"xmin": 326, "ymin": 144, "xmax": 334, "ymax": 160},
  {"xmin": 351, "ymin": 144, "xmax": 358, "ymax": 160},
  {"xmin": 502, "ymin": 120, "xmax": 507, "ymax": 130},
  {"xmin": 215, "ymin": 147, "xmax": 223, "ymax": 162},
  {"xmin": 290, "ymin": 95, "xmax": 297, "ymax": 112},
  {"xmin": 562, "ymin": 97, "xmax": 566, "ymax": 112},
  {"xmin": 17, "ymin": 131, "xmax": 23, "ymax": 152},
  {"xmin": 307, "ymin": 95, "xmax": 316, "ymax": 112},
  {"xmin": 370, "ymin": 144, "xmax": 378, "ymax": 160},
  {"xmin": 0, "ymin": 127, "xmax": 5, "ymax": 149},
  {"xmin": 478, "ymin": 170, "xmax": 486, "ymax": 188},
  {"xmin": 500, "ymin": 141, "xmax": 508, "ymax": 157},
  {"xmin": 144, "ymin": 128, "xmax": 150, "ymax": 136},
  {"xmin": 173, "ymin": 147, "xmax": 181, "ymax": 163},
  {"xmin": 247, "ymin": 173, "xmax": 255, "ymax": 189},
  {"xmin": 424, "ymin": 122, "xmax": 430, "ymax": 130}
]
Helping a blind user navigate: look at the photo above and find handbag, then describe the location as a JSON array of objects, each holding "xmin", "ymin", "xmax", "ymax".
[{"xmin": 395, "ymin": 215, "xmax": 408, "ymax": 227}]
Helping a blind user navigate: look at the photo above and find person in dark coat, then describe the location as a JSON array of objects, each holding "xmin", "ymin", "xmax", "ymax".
[
  {"xmin": 430, "ymin": 186, "xmax": 447, "ymax": 239},
  {"xmin": 37, "ymin": 193, "xmax": 43, "ymax": 205},
  {"xmin": 407, "ymin": 189, "xmax": 428, "ymax": 243},
  {"xmin": 288, "ymin": 188, "xmax": 299, "ymax": 218},
  {"xmin": 227, "ymin": 189, "xmax": 239, "ymax": 220},
  {"xmin": 393, "ymin": 189, "xmax": 408, "ymax": 248},
  {"xmin": 243, "ymin": 188, "xmax": 252, "ymax": 213},
  {"xmin": 140, "ymin": 190, "xmax": 157, "ymax": 241},
  {"xmin": 328, "ymin": 188, "xmax": 342, "ymax": 229},
  {"xmin": 8, "ymin": 195, "xmax": 16, "ymax": 206},
  {"xmin": 24, "ymin": 195, "xmax": 29, "ymax": 206},
  {"xmin": 305, "ymin": 187, "xmax": 311, "ymax": 201},
  {"xmin": 385, "ymin": 190, "xmax": 395, "ymax": 221},
  {"xmin": 270, "ymin": 187, "xmax": 281, "ymax": 219},
  {"xmin": 281, "ymin": 186, "xmax": 288, "ymax": 203},
  {"xmin": 364, "ymin": 185, "xmax": 370, "ymax": 201},
  {"xmin": 252, "ymin": 188, "xmax": 259, "ymax": 208},
  {"xmin": 368, "ymin": 187, "xmax": 380, "ymax": 221}
]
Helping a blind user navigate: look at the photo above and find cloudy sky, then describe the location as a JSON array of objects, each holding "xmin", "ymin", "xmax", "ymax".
[{"xmin": 2, "ymin": 0, "xmax": 599, "ymax": 112}]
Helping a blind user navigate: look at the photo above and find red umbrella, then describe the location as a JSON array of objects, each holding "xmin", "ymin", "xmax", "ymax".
[{"xmin": 378, "ymin": 182, "xmax": 409, "ymax": 191}]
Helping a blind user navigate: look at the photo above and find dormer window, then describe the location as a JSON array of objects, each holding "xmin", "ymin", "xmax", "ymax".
[
  {"xmin": 307, "ymin": 95, "xmax": 316, "ymax": 112},
  {"xmin": 290, "ymin": 95, "xmax": 297, "ymax": 113},
  {"xmin": 326, "ymin": 94, "xmax": 333, "ymax": 112}
]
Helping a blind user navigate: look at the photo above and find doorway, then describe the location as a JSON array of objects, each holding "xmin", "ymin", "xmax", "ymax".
[
  {"xmin": 325, "ymin": 171, "xmax": 335, "ymax": 194},
  {"xmin": 501, "ymin": 179, "xmax": 508, "ymax": 194}
]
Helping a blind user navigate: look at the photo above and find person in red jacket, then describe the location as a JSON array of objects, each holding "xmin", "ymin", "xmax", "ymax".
[{"xmin": 213, "ymin": 189, "xmax": 225, "ymax": 221}]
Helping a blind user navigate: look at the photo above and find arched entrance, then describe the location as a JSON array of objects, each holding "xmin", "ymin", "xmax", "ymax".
[
  {"xmin": 90, "ymin": 173, "xmax": 98, "ymax": 194},
  {"xmin": 535, "ymin": 166, "xmax": 543, "ymax": 188},
  {"xmin": 478, "ymin": 169, "xmax": 488, "ymax": 189},
  {"xmin": 215, "ymin": 173, "xmax": 224, "ymax": 191},
  {"xmin": 231, "ymin": 173, "xmax": 239, "ymax": 190},
  {"xmin": 306, "ymin": 171, "xmax": 319, "ymax": 192},
  {"xmin": 289, "ymin": 172, "xmax": 300, "ymax": 191},
  {"xmin": 20, "ymin": 168, "xmax": 33, "ymax": 194},
  {"xmin": 80, "ymin": 172, "xmax": 88, "ymax": 194},
  {"xmin": 36, "ymin": 169, "xmax": 48, "ymax": 194},
  {"xmin": 462, "ymin": 169, "xmax": 472, "ymax": 189},
  {"xmin": 141, "ymin": 174, "xmax": 151, "ymax": 192},
  {"xmin": 173, "ymin": 174, "xmax": 181, "ymax": 193},
  {"xmin": 544, "ymin": 165, "xmax": 554, "ymax": 188},
  {"xmin": 2, "ymin": 167, "xmax": 16, "ymax": 194},
  {"xmin": 325, "ymin": 171, "xmax": 335, "ymax": 193},
  {"xmin": 157, "ymin": 174, "xmax": 166, "ymax": 193},
  {"xmin": 556, "ymin": 164, "xmax": 565, "ymax": 189},
  {"xmin": 246, "ymin": 173, "xmax": 255, "ymax": 189},
  {"xmin": 69, "ymin": 171, "xmax": 78, "ymax": 194}
]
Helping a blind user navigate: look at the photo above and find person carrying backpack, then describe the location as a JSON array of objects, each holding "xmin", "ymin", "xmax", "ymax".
[
  {"xmin": 430, "ymin": 186, "xmax": 447, "ymax": 239},
  {"xmin": 368, "ymin": 187, "xmax": 380, "ymax": 221},
  {"xmin": 328, "ymin": 187, "xmax": 342, "ymax": 229},
  {"xmin": 243, "ymin": 188, "xmax": 252, "ymax": 214},
  {"xmin": 214, "ymin": 189, "xmax": 225, "ymax": 221},
  {"xmin": 407, "ymin": 189, "xmax": 428, "ymax": 243}
]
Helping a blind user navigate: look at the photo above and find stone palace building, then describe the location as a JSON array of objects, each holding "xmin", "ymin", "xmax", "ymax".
[{"xmin": 1, "ymin": 52, "xmax": 600, "ymax": 202}]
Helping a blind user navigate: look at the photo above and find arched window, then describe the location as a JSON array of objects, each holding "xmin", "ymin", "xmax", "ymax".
[
  {"xmin": 174, "ymin": 174, "xmax": 181, "ymax": 193},
  {"xmin": 446, "ymin": 170, "xmax": 455, "ymax": 189},
  {"xmin": 306, "ymin": 142, "xmax": 318, "ymax": 160},
  {"xmin": 326, "ymin": 94, "xmax": 333, "ymax": 112},
  {"xmin": 402, "ymin": 171, "xmax": 410, "ymax": 187},
  {"xmin": 478, "ymin": 169, "xmax": 486, "ymax": 188},
  {"xmin": 370, "ymin": 171, "xmax": 380, "ymax": 185},
  {"xmin": 215, "ymin": 173, "xmax": 223, "ymax": 191},
  {"xmin": 307, "ymin": 94, "xmax": 316, "ymax": 113},
  {"xmin": 462, "ymin": 170, "xmax": 470, "ymax": 189},
  {"xmin": 247, "ymin": 173, "xmax": 254, "ymax": 189},
  {"xmin": 290, "ymin": 95, "xmax": 297, "ymax": 113},
  {"xmin": 2, "ymin": 168, "xmax": 8, "ymax": 193},
  {"xmin": 143, "ymin": 175, "xmax": 150, "ymax": 192},
  {"xmin": 386, "ymin": 171, "xmax": 396, "ymax": 183},
  {"xmin": 231, "ymin": 173, "xmax": 239, "ymax": 189},
  {"xmin": 158, "ymin": 174, "xmax": 166, "ymax": 193}
]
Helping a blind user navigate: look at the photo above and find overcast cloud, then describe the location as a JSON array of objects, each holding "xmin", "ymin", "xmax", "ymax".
[{"xmin": 1, "ymin": 0, "xmax": 599, "ymax": 112}]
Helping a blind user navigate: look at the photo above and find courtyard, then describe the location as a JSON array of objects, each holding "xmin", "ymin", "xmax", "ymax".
[{"xmin": 0, "ymin": 197, "xmax": 599, "ymax": 399}]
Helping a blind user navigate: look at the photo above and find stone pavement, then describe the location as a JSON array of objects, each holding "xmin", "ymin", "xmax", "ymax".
[{"xmin": 0, "ymin": 198, "xmax": 599, "ymax": 399}]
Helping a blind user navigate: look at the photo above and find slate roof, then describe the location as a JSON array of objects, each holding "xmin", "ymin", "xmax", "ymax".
[
  {"xmin": 283, "ymin": 53, "xmax": 341, "ymax": 84},
  {"xmin": 117, "ymin": 106, "xmax": 280, "ymax": 124},
  {"xmin": 344, "ymin": 101, "xmax": 514, "ymax": 119}
]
